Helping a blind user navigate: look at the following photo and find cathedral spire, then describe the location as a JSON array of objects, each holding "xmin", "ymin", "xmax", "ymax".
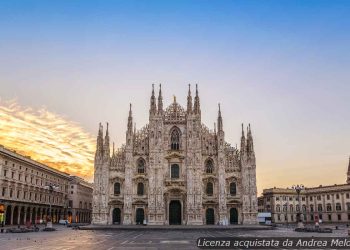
[
  {"xmin": 193, "ymin": 84, "xmax": 201, "ymax": 115},
  {"xmin": 150, "ymin": 84, "xmax": 157, "ymax": 115},
  {"xmin": 96, "ymin": 122, "xmax": 104, "ymax": 156},
  {"xmin": 104, "ymin": 122, "xmax": 110, "ymax": 157},
  {"xmin": 158, "ymin": 84, "xmax": 163, "ymax": 114},
  {"xmin": 246, "ymin": 124, "xmax": 255, "ymax": 156},
  {"xmin": 187, "ymin": 84, "xmax": 192, "ymax": 114},
  {"xmin": 217, "ymin": 103, "xmax": 223, "ymax": 132},
  {"xmin": 127, "ymin": 103, "xmax": 133, "ymax": 134},
  {"xmin": 240, "ymin": 123, "xmax": 246, "ymax": 154}
]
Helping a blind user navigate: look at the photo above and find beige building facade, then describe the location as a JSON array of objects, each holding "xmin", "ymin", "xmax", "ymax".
[
  {"xmin": 0, "ymin": 145, "xmax": 93, "ymax": 226},
  {"xmin": 67, "ymin": 176, "xmax": 93, "ymax": 223},
  {"xmin": 260, "ymin": 157, "xmax": 350, "ymax": 224},
  {"xmin": 0, "ymin": 145, "xmax": 70, "ymax": 225},
  {"xmin": 92, "ymin": 85, "xmax": 258, "ymax": 226}
]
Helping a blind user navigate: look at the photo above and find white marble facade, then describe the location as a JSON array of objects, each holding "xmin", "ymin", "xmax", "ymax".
[{"xmin": 92, "ymin": 85, "xmax": 258, "ymax": 225}]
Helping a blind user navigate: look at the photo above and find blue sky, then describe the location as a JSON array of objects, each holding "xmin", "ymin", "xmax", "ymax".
[{"xmin": 0, "ymin": 0, "xmax": 349, "ymax": 193}]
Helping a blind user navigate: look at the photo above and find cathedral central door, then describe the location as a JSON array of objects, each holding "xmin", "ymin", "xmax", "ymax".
[{"xmin": 169, "ymin": 200, "xmax": 181, "ymax": 225}]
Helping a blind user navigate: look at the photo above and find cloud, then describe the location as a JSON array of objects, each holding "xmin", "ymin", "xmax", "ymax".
[{"xmin": 0, "ymin": 99, "xmax": 95, "ymax": 181}]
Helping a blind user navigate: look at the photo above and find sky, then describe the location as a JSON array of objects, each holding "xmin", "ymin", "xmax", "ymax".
[{"xmin": 0, "ymin": 0, "xmax": 349, "ymax": 195}]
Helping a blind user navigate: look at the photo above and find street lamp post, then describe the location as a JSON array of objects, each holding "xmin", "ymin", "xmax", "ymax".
[
  {"xmin": 44, "ymin": 184, "xmax": 59, "ymax": 229},
  {"xmin": 292, "ymin": 184, "xmax": 305, "ymax": 229}
]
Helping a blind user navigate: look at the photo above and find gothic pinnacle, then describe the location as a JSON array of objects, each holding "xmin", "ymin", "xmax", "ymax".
[
  {"xmin": 187, "ymin": 84, "xmax": 192, "ymax": 113},
  {"xmin": 158, "ymin": 83, "xmax": 163, "ymax": 113}
]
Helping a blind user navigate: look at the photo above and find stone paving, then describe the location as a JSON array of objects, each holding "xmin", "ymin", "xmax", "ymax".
[{"xmin": 0, "ymin": 225, "xmax": 348, "ymax": 250}]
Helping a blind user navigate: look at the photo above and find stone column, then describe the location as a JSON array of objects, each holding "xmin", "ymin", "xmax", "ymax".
[
  {"xmin": 29, "ymin": 207, "xmax": 33, "ymax": 224},
  {"xmin": 10, "ymin": 205, "xmax": 14, "ymax": 225},
  {"xmin": 17, "ymin": 206, "xmax": 21, "ymax": 225}
]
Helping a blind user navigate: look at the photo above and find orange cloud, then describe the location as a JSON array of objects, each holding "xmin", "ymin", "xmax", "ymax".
[{"xmin": 0, "ymin": 99, "xmax": 95, "ymax": 181}]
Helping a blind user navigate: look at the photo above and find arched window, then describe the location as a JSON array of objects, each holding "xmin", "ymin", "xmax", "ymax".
[
  {"xmin": 114, "ymin": 182, "xmax": 120, "ymax": 195},
  {"xmin": 318, "ymin": 204, "xmax": 323, "ymax": 212},
  {"xmin": 205, "ymin": 159, "xmax": 214, "ymax": 174},
  {"xmin": 326, "ymin": 203, "xmax": 332, "ymax": 212},
  {"xmin": 206, "ymin": 182, "xmax": 213, "ymax": 196},
  {"xmin": 171, "ymin": 164, "xmax": 180, "ymax": 179},
  {"xmin": 289, "ymin": 204, "xmax": 293, "ymax": 212},
  {"xmin": 137, "ymin": 158, "xmax": 145, "ymax": 174},
  {"xmin": 230, "ymin": 182, "xmax": 237, "ymax": 196},
  {"xmin": 137, "ymin": 182, "xmax": 144, "ymax": 196},
  {"xmin": 170, "ymin": 128, "xmax": 180, "ymax": 150}
]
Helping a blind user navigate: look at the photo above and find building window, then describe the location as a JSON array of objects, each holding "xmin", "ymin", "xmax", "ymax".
[
  {"xmin": 277, "ymin": 214, "xmax": 281, "ymax": 221},
  {"xmin": 326, "ymin": 203, "xmax": 332, "ymax": 212},
  {"xmin": 317, "ymin": 196, "xmax": 321, "ymax": 201},
  {"xmin": 347, "ymin": 193, "xmax": 350, "ymax": 199},
  {"xmin": 17, "ymin": 190, "xmax": 20, "ymax": 198},
  {"xmin": 328, "ymin": 214, "xmax": 332, "ymax": 221},
  {"xmin": 318, "ymin": 204, "xmax": 323, "ymax": 212},
  {"xmin": 79, "ymin": 201, "xmax": 82, "ymax": 208},
  {"xmin": 302, "ymin": 197, "xmax": 305, "ymax": 201},
  {"xmin": 296, "ymin": 205, "xmax": 300, "ymax": 212},
  {"xmin": 206, "ymin": 182, "xmax": 213, "ymax": 196},
  {"xmin": 114, "ymin": 182, "xmax": 121, "ymax": 195},
  {"xmin": 276, "ymin": 197, "xmax": 280, "ymax": 201},
  {"xmin": 170, "ymin": 127, "xmax": 180, "ymax": 150},
  {"xmin": 171, "ymin": 164, "xmax": 180, "ymax": 179},
  {"xmin": 230, "ymin": 182, "xmax": 237, "ymax": 196},
  {"xmin": 336, "ymin": 194, "xmax": 340, "ymax": 199},
  {"xmin": 310, "ymin": 205, "xmax": 314, "ymax": 212},
  {"xmin": 2, "ymin": 187, "xmax": 6, "ymax": 196},
  {"xmin": 319, "ymin": 214, "xmax": 323, "ymax": 220},
  {"xmin": 289, "ymin": 197, "xmax": 293, "ymax": 201},
  {"xmin": 283, "ymin": 204, "xmax": 287, "ymax": 212},
  {"xmin": 310, "ymin": 196, "xmax": 313, "ymax": 201},
  {"xmin": 302, "ymin": 205, "xmax": 306, "ymax": 212},
  {"xmin": 71, "ymin": 191, "xmax": 73, "ymax": 194},
  {"xmin": 338, "ymin": 214, "xmax": 341, "ymax": 221},
  {"xmin": 137, "ymin": 182, "xmax": 144, "ymax": 196},
  {"xmin": 276, "ymin": 205, "xmax": 281, "ymax": 212},
  {"xmin": 327, "ymin": 195, "xmax": 330, "ymax": 200},
  {"xmin": 18, "ymin": 174, "xmax": 21, "ymax": 181},
  {"xmin": 3, "ymin": 169, "xmax": 7, "ymax": 177},
  {"xmin": 11, "ymin": 172, "xmax": 14, "ymax": 178},
  {"xmin": 290, "ymin": 205, "xmax": 293, "ymax": 212},
  {"xmin": 310, "ymin": 214, "xmax": 314, "ymax": 221},
  {"xmin": 336, "ymin": 203, "xmax": 341, "ymax": 211},
  {"xmin": 9, "ymin": 189, "xmax": 13, "ymax": 197},
  {"xmin": 137, "ymin": 158, "xmax": 146, "ymax": 174},
  {"xmin": 205, "ymin": 159, "xmax": 214, "ymax": 174}
]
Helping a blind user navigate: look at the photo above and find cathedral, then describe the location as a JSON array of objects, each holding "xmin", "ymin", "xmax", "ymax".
[{"xmin": 92, "ymin": 85, "xmax": 258, "ymax": 225}]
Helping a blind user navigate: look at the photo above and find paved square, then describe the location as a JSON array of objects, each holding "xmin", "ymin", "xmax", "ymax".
[{"xmin": 0, "ymin": 225, "xmax": 348, "ymax": 250}]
